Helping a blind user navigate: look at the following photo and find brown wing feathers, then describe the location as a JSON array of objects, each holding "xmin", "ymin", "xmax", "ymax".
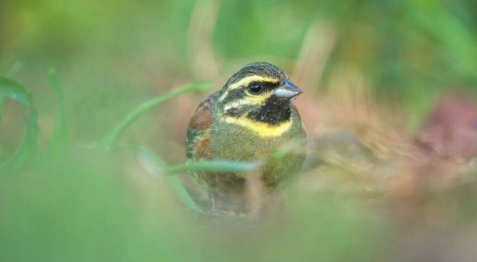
[{"xmin": 186, "ymin": 92, "xmax": 219, "ymax": 160}]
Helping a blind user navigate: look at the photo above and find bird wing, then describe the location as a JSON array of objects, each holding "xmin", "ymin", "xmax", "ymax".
[{"xmin": 185, "ymin": 92, "xmax": 220, "ymax": 160}]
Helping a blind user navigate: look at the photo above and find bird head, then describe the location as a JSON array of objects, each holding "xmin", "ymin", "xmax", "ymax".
[{"xmin": 216, "ymin": 62, "xmax": 302, "ymax": 126}]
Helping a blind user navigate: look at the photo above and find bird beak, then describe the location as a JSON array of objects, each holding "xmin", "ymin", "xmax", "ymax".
[{"xmin": 274, "ymin": 79, "xmax": 302, "ymax": 99}]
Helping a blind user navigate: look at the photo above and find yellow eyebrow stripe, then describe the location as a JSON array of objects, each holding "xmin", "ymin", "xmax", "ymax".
[
  {"xmin": 224, "ymin": 116, "xmax": 292, "ymax": 138},
  {"xmin": 228, "ymin": 76, "xmax": 279, "ymax": 90}
]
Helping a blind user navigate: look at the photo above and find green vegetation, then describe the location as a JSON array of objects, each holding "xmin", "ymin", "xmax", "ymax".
[{"xmin": 1, "ymin": 0, "xmax": 477, "ymax": 261}]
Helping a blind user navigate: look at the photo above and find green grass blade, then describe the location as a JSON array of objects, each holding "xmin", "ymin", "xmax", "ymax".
[
  {"xmin": 102, "ymin": 82, "xmax": 214, "ymax": 149},
  {"xmin": 0, "ymin": 77, "xmax": 39, "ymax": 173},
  {"xmin": 0, "ymin": 76, "xmax": 32, "ymax": 105},
  {"xmin": 118, "ymin": 144, "xmax": 204, "ymax": 213},
  {"xmin": 166, "ymin": 160, "xmax": 261, "ymax": 175},
  {"xmin": 47, "ymin": 69, "xmax": 69, "ymax": 150}
]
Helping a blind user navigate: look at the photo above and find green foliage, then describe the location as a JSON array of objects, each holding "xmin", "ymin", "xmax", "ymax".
[
  {"xmin": 0, "ymin": 76, "xmax": 33, "ymax": 105},
  {"xmin": 0, "ymin": 76, "xmax": 39, "ymax": 173},
  {"xmin": 119, "ymin": 144, "xmax": 204, "ymax": 213},
  {"xmin": 103, "ymin": 82, "xmax": 214, "ymax": 149},
  {"xmin": 48, "ymin": 69, "xmax": 69, "ymax": 151},
  {"xmin": 0, "ymin": 75, "xmax": 384, "ymax": 262},
  {"xmin": 1, "ymin": 0, "xmax": 477, "ymax": 261}
]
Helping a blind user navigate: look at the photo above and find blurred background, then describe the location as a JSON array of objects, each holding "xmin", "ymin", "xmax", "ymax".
[{"xmin": 1, "ymin": 0, "xmax": 477, "ymax": 261}]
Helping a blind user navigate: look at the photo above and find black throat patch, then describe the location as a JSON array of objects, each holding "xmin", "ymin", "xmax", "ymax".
[{"xmin": 247, "ymin": 96, "xmax": 292, "ymax": 125}]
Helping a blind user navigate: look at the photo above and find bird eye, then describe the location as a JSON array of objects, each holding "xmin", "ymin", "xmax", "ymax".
[{"xmin": 248, "ymin": 82, "xmax": 263, "ymax": 94}]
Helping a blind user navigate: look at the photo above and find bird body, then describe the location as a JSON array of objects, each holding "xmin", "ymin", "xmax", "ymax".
[{"xmin": 186, "ymin": 62, "xmax": 306, "ymax": 202}]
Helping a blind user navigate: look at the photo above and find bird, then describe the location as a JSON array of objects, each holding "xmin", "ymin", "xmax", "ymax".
[{"xmin": 185, "ymin": 62, "xmax": 306, "ymax": 212}]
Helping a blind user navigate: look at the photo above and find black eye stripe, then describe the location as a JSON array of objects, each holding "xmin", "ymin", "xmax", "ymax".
[{"xmin": 246, "ymin": 81, "xmax": 279, "ymax": 91}]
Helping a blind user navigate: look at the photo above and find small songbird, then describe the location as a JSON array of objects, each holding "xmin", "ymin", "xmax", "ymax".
[{"xmin": 185, "ymin": 62, "xmax": 306, "ymax": 211}]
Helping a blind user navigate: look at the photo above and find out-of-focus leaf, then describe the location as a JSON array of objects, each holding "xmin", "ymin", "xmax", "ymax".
[{"xmin": 0, "ymin": 76, "xmax": 39, "ymax": 173}]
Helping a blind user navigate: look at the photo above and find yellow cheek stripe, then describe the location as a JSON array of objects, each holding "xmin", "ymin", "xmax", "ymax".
[
  {"xmin": 228, "ymin": 76, "xmax": 279, "ymax": 90},
  {"xmin": 224, "ymin": 116, "xmax": 292, "ymax": 138},
  {"xmin": 246, "ymin": 92, "xmax": 272, "ymax": 104}
]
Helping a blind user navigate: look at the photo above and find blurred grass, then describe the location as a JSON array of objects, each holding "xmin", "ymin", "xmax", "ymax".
[
  {"xmin": 47, "ymin": 69, "xmax": 69, "ymax": 151},
  {"xmin": 103, "ymin": 82, "xmax": 214, "ymax": 149},
  {"xmin": 0, "ymin": 76, "xmax": 38, "ymax": 172},
  {"xmin": 0, "ymin": 148, "xmax": 385, "ymax": 262},
  {"xmin": 1, "ymin": 0, "xmax": 477, "ymax": 261}
]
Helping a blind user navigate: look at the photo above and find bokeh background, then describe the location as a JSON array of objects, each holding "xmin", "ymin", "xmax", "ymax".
[{"xmin": 1, "ymin": 0, "xmax": 477, "ymax": 261}]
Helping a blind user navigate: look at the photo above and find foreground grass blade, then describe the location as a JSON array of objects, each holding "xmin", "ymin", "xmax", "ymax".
[
  {"xmin": 0, "ymin": 76, "xmax": 39, "ymax": 173},
  {"xmin": 118, "ymin": 144, "xmax": 260, "ymax": 212},
  {"xmin": 118, "ymin": 144, "xmax": 204, "ymax": 213},
  {"xmin": 48, "ymin": 69, "xmax": 69, "ymax": 150},
  {"xmin": 166, "ymin": 160, "xmax": 261, "ymax": 175},
  {"xmin": 0, "ymin": 76, "xmax": 32, "ymax": 105},
  {"xmin": 103, "ymin": 82, "xmax": 214, "ymax": 149}
]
